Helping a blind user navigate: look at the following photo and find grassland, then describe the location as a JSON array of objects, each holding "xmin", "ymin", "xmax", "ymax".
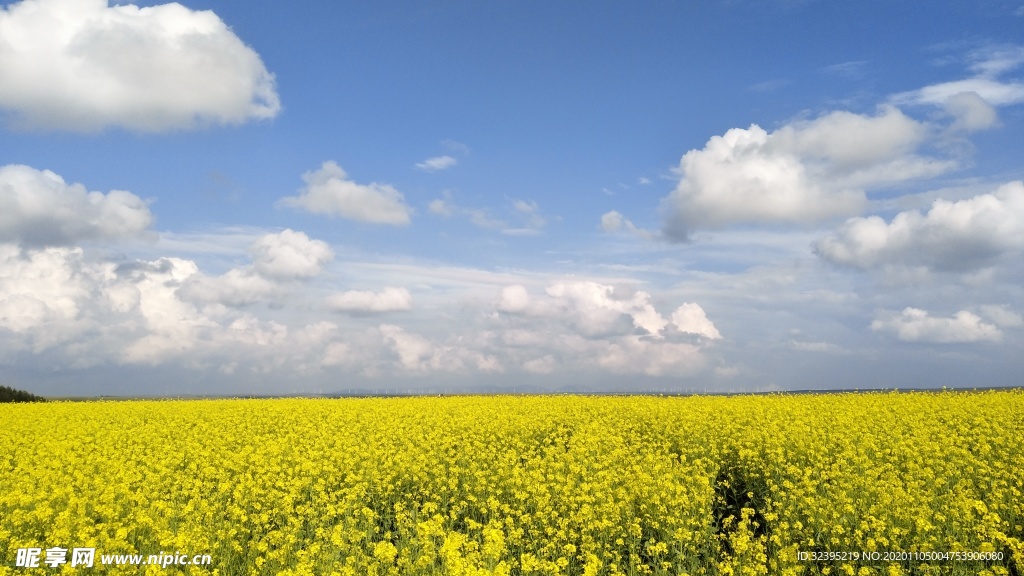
[{"xmin": 1, "ymin": 391, "xmax": 1021, "ymax": 575}]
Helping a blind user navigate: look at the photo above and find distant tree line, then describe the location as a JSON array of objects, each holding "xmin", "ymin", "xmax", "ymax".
[{"xmin": 0, "ymin": 385, "xmax": 46, "ymax": 403}]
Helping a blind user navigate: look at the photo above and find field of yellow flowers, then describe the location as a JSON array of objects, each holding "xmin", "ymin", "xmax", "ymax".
[{"xmin": 1, "ymin": 391, "xmax": 1022, "ymax": 576}]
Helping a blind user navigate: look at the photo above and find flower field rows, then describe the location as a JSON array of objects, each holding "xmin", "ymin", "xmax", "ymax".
[{"xmin": 1, "ymin": 391, "xmax": 1022, "ymax": 575}]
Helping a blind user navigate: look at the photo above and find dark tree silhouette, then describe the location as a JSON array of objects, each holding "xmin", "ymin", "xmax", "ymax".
[{"xmin": 0, "ymin": 385, "xmax": 46, "ymax": 403}]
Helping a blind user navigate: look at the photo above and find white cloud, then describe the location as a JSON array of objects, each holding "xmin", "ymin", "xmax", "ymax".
[
  {"xmin": 119, "ymin": 257, "xmax": 214, "ymax": 364},
  {"xmin": 280, "ymin": 161, "xmax": 412, "ymax": 225},
  {"xmin": 595, "ymin": 336, "xmax": 705, "ymax": 377},
  {"xmin": 897, "ymin": 78, "xmax": 1024, "ymax": 107},
  {"xmin": 415, "ymin": 155, "xmax": 457, "ymax": 172},
  {"xmin": 175, "ymin": 229, "xmax": 330, "ymax": 308},
  {"xmin": 944, "ymin": 91, "xmax": 999, "ymax": 131},
  {"xmin": 497, "ymin": 281, "xmax": 722, "ymax": 344},
  {"xmin": 426, "ymin": 192, "xmax": 547, "ymax": 235},
  {"xmin": 507, "ymin": 199, "xmax": 546, "ymax": 232},
  {"xmin": 512, "ymin": 199, "xmax": 537, "ymax": 213},
  {"xmin": 0, "ymin": 245, "xmax": 220, "ymax": 361},
  {"xmin": 967, "ymin": 45, "xmax": 1024, "ymax": 76},
  {"xmin": 250, "ymin": 229, "xmax": 333, "ymax": 279},
  {"xmin": 322, "ymin": 342, "xmax": 354, "ymax": 368},
  {"xmin": 905, "ymin": 77, "xmax": 1024, "ymax": 106},
  {"xmin": 327, "ymin": 287, "xmax": 412, "ymax": 314},
  {"xmin": 978, "ymin": 305, "xmax": 1024, "ymax": 328},
  {"xmin": 661, "ymin": 107, "xmax": 952, "ymax": 240},
  {"xmin": 0, "ymin": 236, "xmax": 734, "ymax": 386},
  {"xmin": 379, "ymin": 324, "xmax": 433, "ymax": 371},
  {"xmin": 0, "ymin": 242, "xmax": 345, "ymax": 372},
  {"xmin": 871, "ymin": 308, "xmax": 1002, "ymax": 343},
  {"xmin": 546, "ymin": 282, "xmax": 669, "ymax": 337},
  {"xmin": 498, "ymin": 284, "xmax": 531, "ymax": 313},
  {"xmin": 428, "ymin": 196, "xmax": 455, "ymax": 216},
  {"xmin": 814, "ymin": 181, "xmax": 1024, "ymax": 271},
  {"xmin": 174, "ymin": 228, "xmax": 329, "ymax": 307},
  {"xmin": 600, "ymin": 210, "xmax": 655, "ymax": 239},
  {"xmin": 0, "ymin": 164, "xmax": 152, "ymax": 246},
  {"xmin": 466, "ymin": 209, "xmax": 505, "ymax": 229},
  {"xmin": 769, "ymin": 108, "xmax": 929, "ymax": 170},
  {"xmin": 152, "ymin": 226, "xmax": 267, "ymax": 258},
  {"xmin": 601, "ymin": 210, "xmax": 628, "ymax": 233},
  {"xmin": 176, "ymin": 267, "xmax": 278, "ymax": 307},
  {"xmin": 377, "ymin": 323, "xmax": 490, "ymax": 373},
  {"xmin": 0, "ymin": 0, "xmax": 279, "ymax": 132},
  {"xmin": 487, "ymin": 281, "xmax": 720, "ymax": 377},
  {"xmin": 523, "ymin": 354, "xmax": 556, "ymax": 374},
  {"xmin": 891, "ymin": 45, "xmax": 1024, "ymax": 120},
  {"xmin": 0, "ymin": 244, "xmax": 94, "ymax": 351},
  {"xmin": 670, "ymin": 303, "xmax": 722, "ymax": 339}
]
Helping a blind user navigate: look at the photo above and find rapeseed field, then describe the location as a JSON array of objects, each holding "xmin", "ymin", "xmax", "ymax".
[{"xmin": 1, "ymin": 391, "xmax": 1021, "ymax": 575}]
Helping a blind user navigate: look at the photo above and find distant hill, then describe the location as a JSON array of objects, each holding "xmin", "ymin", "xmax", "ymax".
[{"xmin": 0, "ymin": 385, "xmax": 46, "ymax": 403}]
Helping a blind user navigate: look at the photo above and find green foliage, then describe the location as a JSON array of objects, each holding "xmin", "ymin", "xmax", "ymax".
[{"xmin": 0, "ymin": 385, "xmax": 46, "ymax": 403}]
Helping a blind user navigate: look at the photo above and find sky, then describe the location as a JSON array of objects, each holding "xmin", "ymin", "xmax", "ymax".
[{"xmin": 1, "ymin": 0, "xmax": 1023, "ymax": 396}]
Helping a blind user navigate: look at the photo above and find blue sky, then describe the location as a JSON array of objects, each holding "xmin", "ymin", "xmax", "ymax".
[{"xmin": 1, "ymin": 0, "xmax": 1023, "ymax": 395}]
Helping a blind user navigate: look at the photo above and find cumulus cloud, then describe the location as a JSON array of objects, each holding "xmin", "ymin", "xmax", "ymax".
[
  {"xmin": 379, "ymin": 323, "xmax": 433, "ymax": 371},
  {"xmin": 523, "ymin": 354, "xmax": 556, "ymax": 374},
  {"xmin": 670, "ymin": 303, "xmax": 722, "ymax": 339},
  {"xmin": 0, "ymin": 164, "xmax": 152, "ymax": 246},
  {"xmin": 546, "ymin": 282, "xmax": 669, "ymax": 337},
  {"xmin": 814, "ymin": 181, "xmax": 1024, "ymax": 271},
  {"xmin": 0, "ymin": 0, "xmax": 279, "ymax": 132},
  {"xmin": 176, "ymin": 229, "xmax": 331, "ymax": 307},
  {"xmin": 250, "ymin": 229, "xmax": 333, "ymax": 279},
  {"xmin": 498, "ymin": 285, "xmax": 532, "ymax": 313},
  {"xmin": 489, "ymin": 281, "xmax": 721, "ymax": 378},
  {"xmin": 0, "ymin": 244, "xmax": 95, "ymax": 351},
  {"xmin": 2, "ymin": 239, "xmax": 725, "ymax": 384},
  {"xmin": 321, "ymin": 342, "xmax": 354, "ymax": 368},
  {"xmin": 327, "ymin": 287, "xmax": 412, "ymax": 314},
  {"xmin": 0, "ymin": 242, "xmax": 342, "ymax": 371},
  {"xmin": 280, "ymin": 161, "xmax": 412, "ymax": 225},
  {"xmin": 377, "ymin": 323, "xmax": 497, "ymax": 373},
  {"xmin": 871, "ymin": 308, "xmax": 1002, "ymax": 343},
  {"xmin": 600, "ymin": 210, "xmax": 655, "ymax": 239},
  {"xmin": 595, "ymin": 336, "xmax": 705, "ymax": 377},
  {"xmin": 497, "ymin": 281, "xmax": 721, "ymax": 343},
  {"xmin": 0, "ymin": 246, "xmax": 208, "ymax": 362},
  {"xmin": 176, "ymin": 268, "xmax": 278, "ymax": 307},
  {"xmin": 415, "ymin": 155, "xmax": 457, "ymax": 172},
  {"xmin": 661, "ymin": 107, "xmax": 952, "ymax": 240},
  {"xmin": 943, "ymin": 91, "xmax": 999, "ymax": 131},
  {"xmin": 117, "ymin": 256, "xmax": 215, "ymax": 364},
  {"xmin": 601, "ymin": 211, "xmax": 629, "ymax": 233}
]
